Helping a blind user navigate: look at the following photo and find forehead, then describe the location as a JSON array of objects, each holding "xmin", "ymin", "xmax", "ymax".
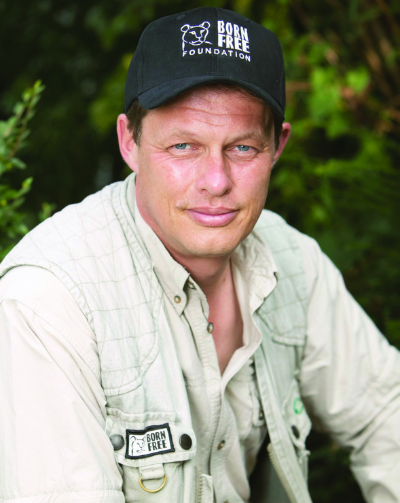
[{"xmin": 146, "ymin": 85, "xmax": 269, "ymax": 127}]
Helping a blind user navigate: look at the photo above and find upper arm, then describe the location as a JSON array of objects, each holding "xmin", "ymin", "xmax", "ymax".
[
  {"xmin": 293, "ymin": 232, "xmax": 400, "ymax": 450},
  {"xmin": 0, "ymin": 266, "xmax": 123, "ymax": 502}
]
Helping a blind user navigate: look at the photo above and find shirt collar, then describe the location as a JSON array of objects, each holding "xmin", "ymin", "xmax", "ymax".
[
  {"xmin": 231, "ymin": 229, "xmax": 279, "ymax": 314},
  {"xmin": 133, "ymin": 196, "xmax": 190, "ymax": 315}
]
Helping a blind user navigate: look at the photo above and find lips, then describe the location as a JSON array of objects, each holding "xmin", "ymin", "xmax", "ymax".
[{"xmin": 186, "ymin": 207, "xmax": 238, "ymax": 226}]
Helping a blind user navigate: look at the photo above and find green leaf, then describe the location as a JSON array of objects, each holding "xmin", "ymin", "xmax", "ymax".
[{"xmin": 345, "ymin": 67, "xmax": 370, "ymax": 94}]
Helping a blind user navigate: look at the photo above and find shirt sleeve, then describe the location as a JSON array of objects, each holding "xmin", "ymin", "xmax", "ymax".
[
  {"xmin": 294, "ymin": 231, "xmax": 400, "ymax": 503},
  {"xmin": 0, "ymin": 266, "xmax": 124, "ymax": 503}
]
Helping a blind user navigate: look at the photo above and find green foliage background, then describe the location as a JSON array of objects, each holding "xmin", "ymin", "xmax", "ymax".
[{"xmin": 1, "ymin": 0, "xmax": 399, "ymax": 501}]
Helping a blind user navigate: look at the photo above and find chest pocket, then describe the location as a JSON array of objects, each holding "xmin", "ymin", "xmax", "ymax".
[{"xmin": 106, "ymin": 409, "xmax": 200, "ymax": 502}]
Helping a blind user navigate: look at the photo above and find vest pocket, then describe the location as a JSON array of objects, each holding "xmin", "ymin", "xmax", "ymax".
[{"xmin": 106, "ymin": 409, "xmax": 197, "ymax": 501}]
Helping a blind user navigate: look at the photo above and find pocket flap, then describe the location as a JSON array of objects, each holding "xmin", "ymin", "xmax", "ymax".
[
  {"xmin": 272, "ymin": 326, "xmax": 306, "ymax": 346},
  {"xmin": 257, "ymin": 302, "xmax": 307, "ymax": 347}
]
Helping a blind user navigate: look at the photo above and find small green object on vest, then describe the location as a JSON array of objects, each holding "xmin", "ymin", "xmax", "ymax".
[{"xmin": 293, "ymin": 397, "xmax": 304, "ymax": 415}]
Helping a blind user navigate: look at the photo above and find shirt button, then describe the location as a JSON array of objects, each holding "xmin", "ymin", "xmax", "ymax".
[
  {"xmin": 179, "ymin": 434, "xmax": 193, "ymax": 450},
  {"xmin": 174, "ymin": 295, "xmax": 181, "ymax": 304},
  {"xmin": 259, "ymin": 410, "xmax": 264, "ymax": 420},
  {"xmin": 187, "ymin": 280, "xmax": 195, "ymax": 289},
  {"xmin": 109, "ymin": 434, "xmax": 125, "ymax": 451},
  {"xmin": 217, "ymin": 440, "xmax": 225, "ymax": 450},
  {"xmin": 207, "ymin": 322, "xmax": 214, "ymax": 333}
]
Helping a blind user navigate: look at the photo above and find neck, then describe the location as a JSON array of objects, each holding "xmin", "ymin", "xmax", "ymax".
[
  {"xmin": 169, "ymin": 247, "xmax": 243, "ymax": 375},
  {"xmin": 167, "ymin": 249, "xmax": 232, "ymax": 296}
]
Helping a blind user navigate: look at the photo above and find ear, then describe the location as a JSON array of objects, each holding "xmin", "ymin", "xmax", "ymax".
[
  {"xmin": 181, "ymin": 24, "xmax": 190, "ymax": 33},
  {"xmin": 272, "ymin": 122, "xmax": 291, "ymax": 166},
  {"xmin": 201, "ymin": 21, "xmax": 210, "ymax": 29},
  {"xmin": 117, "ymin": 114, "xmax": 139, "ymax": 173}
]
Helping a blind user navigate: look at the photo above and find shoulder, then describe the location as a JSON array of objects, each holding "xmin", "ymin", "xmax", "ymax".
[
  {"xmin": 0, "ymin": 179, "xmax": 129, "ymax": 289},
  {"xmin": 254, "ymin": 209, "xmax": 320, "ymax": 257},
  {"xmin": 0, "ymin": 265, "xmax": 82, "ymax": 313},
  {"xmin": 0, "ymin": 266, "xmax": 100, "ymax": 379},
  {"xmin": 255, "ymin": 210, "xmax": 317, "ymax": 250},
  {"xmin": 254, "ymin": 209, "xmax": 287, "ymax": 230},
  {"xmin": 2, "ymin": 179, "xmax": 124, "ymax": 263},
  {"xmin": 255, "ymin": 210, "xmax": 340, "ymax": 295}
]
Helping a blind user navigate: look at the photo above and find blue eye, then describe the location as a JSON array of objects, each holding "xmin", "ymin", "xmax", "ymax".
[
  {"xmin": 237, "ymin": 145, "xmax": 250, "ymax": 151},
  {"xmin": 174, "ymin": 143, "xmax": 189, "ymax": 150}
]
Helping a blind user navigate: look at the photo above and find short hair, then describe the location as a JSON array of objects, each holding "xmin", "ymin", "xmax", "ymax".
[{"xmin": 126, "ymin": 83, "xmax": 283, "ymax": 151}]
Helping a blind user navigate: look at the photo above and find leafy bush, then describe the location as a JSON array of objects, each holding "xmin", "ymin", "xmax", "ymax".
[{"xmin": 0, "ymin": 81, "xmax": 45, "ymax": 260}]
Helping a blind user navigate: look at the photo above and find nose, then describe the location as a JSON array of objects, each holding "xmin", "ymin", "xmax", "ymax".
[{"xmin": 196, "ymin": 151, "xmax": 232, "ymax": 197}]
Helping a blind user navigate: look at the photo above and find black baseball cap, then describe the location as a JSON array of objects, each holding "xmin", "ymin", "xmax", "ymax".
[{"xmin": 124, "ymin": 7, "xmax": 286, "ymax": 120}]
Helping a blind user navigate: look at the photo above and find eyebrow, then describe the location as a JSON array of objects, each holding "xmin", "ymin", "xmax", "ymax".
[
  {"xmin": 167, "ymin": 129, "xmax": 198, "ymax": 139},
  {"xmin": 167, "ymin": 129, "xmax": 269, "ymax": 146},
  {"xmin": 229, "ymin": 131, "xmax": 269, "ymax": 146}
]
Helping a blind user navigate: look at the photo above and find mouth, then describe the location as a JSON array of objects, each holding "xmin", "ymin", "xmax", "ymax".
[{"xmin": 186, "ymin": 207, "xmax": 239, "ymax": 227}]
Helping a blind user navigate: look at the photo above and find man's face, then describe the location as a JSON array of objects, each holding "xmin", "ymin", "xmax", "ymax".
[{"xmin": 118, "ymin": 87, "xmax": 289, "ymax": 262}]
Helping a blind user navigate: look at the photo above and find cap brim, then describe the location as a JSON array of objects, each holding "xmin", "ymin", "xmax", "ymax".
[{"xmin": 137, "ymin": 75, "xmax": 284, "ymax": 120}]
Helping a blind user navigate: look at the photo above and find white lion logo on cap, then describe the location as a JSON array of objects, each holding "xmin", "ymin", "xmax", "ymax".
[{"xmin": 181, "ymin": 21, "xmax": 212, "ymax": 51}]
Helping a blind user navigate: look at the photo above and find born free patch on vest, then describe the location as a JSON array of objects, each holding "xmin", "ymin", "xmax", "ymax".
[{"xmin": 125, "ymin": 424, "xmax": 175, "ymax": 459}]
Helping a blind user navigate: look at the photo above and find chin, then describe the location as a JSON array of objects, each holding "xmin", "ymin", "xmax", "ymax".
[{"xmin": 180, "ymin": 235, "xmax": 242, "ymax": 258}]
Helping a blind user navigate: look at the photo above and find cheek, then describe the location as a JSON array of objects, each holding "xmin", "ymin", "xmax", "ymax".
[
  {"xmin": 236, "ymin": 165, "xmax": 272, "ymax": 205},
  {"xmin": 148, "ymin": 156, "xmax": 195, "ymax": 195},
  {"xmin": 138, "ymin": 158, "xmax": 191, "ymax": 215}
]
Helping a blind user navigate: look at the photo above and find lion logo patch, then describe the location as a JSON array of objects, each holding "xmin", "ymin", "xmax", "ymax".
[
  {"xmin": 129, "ymin": 435, "xmax": 145, "ymax": 454},
  {"xmin": 181, "ymin": 21, "xmax": 212, "ymax": 51}
]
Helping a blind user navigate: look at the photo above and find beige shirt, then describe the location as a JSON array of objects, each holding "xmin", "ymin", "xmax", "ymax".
[{"xmin": 1, "ymin": 199, "xmax": 399, "ymax": 503}]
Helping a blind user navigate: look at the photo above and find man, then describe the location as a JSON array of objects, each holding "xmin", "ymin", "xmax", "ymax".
[{"xmin": 0, "ymin": 7, "xmax": 399, "ymax": 503}]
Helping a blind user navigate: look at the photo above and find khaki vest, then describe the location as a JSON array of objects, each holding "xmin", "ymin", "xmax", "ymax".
[{"xmin": 0, "ymin": 174, "xmax": 313, "ymax": 503}]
